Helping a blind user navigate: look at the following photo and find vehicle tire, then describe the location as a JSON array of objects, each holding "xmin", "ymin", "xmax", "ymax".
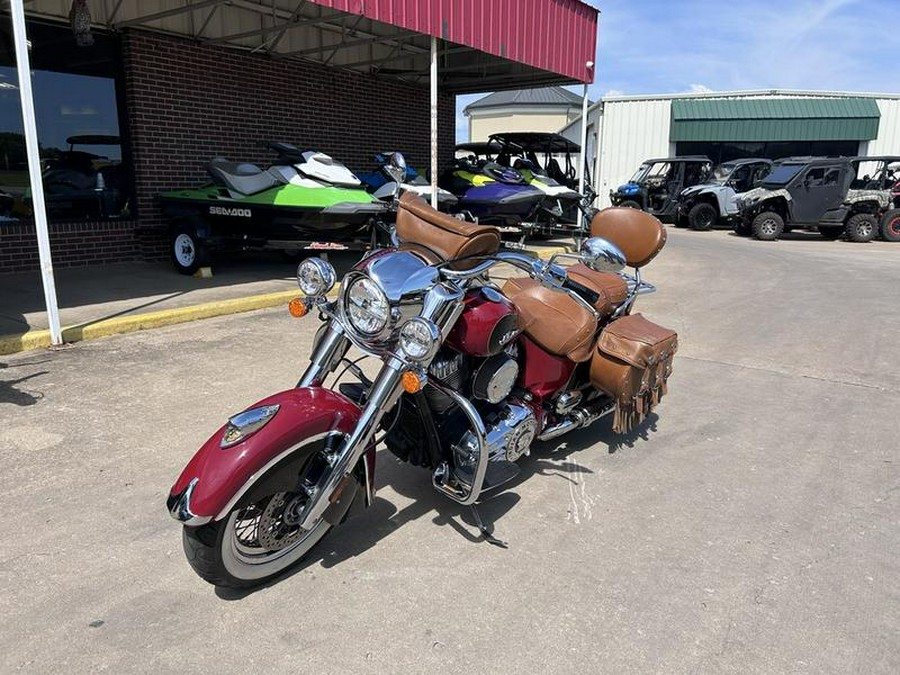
[
  {"xmin": 818, "ymin": 227, "xmax": 842, "ymax": 240},
  {"xmin": 688, "ymin": 202, "xmax": 718, "ymax": 231},
  {"xmin": 751, "ymin": 211, "xmax": 784, "ymax": 241},
  {"xmin": 844, "ymin": 213, "xmax": 876, "ymax": 243},
  {"xmin": 181, "ymin": 445, "xmax": 336, "ymax": 588},
  {"xmin": 618, "ymin": 200, "xmax": 641, "ymax": 210},
  {"xmin": 171, "ymin": 224, "xmax": 210, "ymax": 275},
  {"xmin": 880, "ymin": 209, "xmax": 900, "ymax": 242}
]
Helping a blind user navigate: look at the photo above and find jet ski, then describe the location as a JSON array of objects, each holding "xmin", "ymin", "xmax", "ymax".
[
  {"xmin": 356, "ymin": 152, "xmax": 458, "ymax": 208},
  {"xmin": 439, "ymin": 155, "xmax": 545, "ymax": 230},
  {"xmin": 158, "ymin": 142, "xmax": 386, "ymax": 273}
]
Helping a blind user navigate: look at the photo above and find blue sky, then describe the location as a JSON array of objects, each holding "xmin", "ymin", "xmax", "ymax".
[{"xmin": 455, "ymin": 0, "xmax": 900, "ymax": 142}]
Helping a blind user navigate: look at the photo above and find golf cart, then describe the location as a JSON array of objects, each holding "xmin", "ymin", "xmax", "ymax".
[
  {"xmin": 611, "ymin": 156, "xmax": 712, "ymax": 221},
  {"xmin": 735, "ymin": 156, "xmax": 894, "ymax": 242},
  {"xmin": 676, "ymin": 158, "xmax": 773, "ymax": 230}
]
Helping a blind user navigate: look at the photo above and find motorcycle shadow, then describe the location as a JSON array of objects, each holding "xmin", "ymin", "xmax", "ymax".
[{"xmin": 215, "ymin": 413, "xmax": 659, "ymax": 599}]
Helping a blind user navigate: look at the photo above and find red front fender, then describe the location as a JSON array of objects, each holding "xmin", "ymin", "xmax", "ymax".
[{"xmin": 168, "ymin": 387, "xmax": 364, "ymax": 523}]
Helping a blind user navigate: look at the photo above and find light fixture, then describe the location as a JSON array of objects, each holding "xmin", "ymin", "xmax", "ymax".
[{"xmin": 69, "ymin": 0, "xmax": 94, "ymax": 47}]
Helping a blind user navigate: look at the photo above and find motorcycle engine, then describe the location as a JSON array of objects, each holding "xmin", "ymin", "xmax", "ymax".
[{"xmin": 455, "ymin": 401, "xmax": 537, "ymax": 464}]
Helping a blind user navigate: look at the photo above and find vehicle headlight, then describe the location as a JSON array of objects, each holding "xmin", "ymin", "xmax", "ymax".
[
  {"xmin": 297, "ymin": 258, "xmax": 336, "ymax": 297},
  {"xmin": 398, "ymin": 318, "xmax": 440, "ymax": 362},
  {"xmin": 345, "ymin": 276, "xmax": 389, "ymax": 335}
]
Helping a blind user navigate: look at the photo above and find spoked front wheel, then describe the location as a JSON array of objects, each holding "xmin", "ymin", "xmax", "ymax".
[{"xmin": 182, "ymin": 449, "xmax": 337, "ymax": 588}]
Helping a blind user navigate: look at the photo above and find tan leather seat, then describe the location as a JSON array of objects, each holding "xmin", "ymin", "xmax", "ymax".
[
  {"xmin": 502, "ymin": 277, "xmax": 596, "ymax": 362},
  {"xmin": 589, "ymin": 207, "xmax": 666, "ymax": 268},
  {"xmin": 396, "ymin": 192, "xmax": 500, "ymax": 268},
  {"xmin": 565, "ymin": 264, "xmax": 628, "ymax": 318}
]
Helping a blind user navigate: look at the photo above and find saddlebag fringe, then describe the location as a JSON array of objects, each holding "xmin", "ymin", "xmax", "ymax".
[{"xmin": 589, "ymin": 314, "xmax": 678, "ymax": 433}]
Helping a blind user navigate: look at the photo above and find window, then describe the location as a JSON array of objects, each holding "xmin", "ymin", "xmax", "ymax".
[
  {"xmin": 804, "ymin": 168, "xmax": 825, "ymax": 187},
  {"xmin": 0, "ymin": 18, "xmax": 132, "ymax": 223}
]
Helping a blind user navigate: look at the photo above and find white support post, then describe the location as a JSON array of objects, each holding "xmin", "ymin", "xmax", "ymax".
[
  {"xmin": 576, "ymin": 82, "xmax": 590, "ymax": 233},
  {"xmin": 10, "ymin": 0, "xmax": 62, "ymax": 345},
  {"xmin": 430, "ymin": 36, "xmax": 438, "ymax": 210}
]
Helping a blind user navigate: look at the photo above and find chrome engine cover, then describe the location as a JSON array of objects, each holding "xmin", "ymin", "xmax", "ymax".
[
  {"xmin": 458, "ymin": 401, "xmax": 537, "ymax": 464},
  {"xmin": 472, "ymin": 354, "xmax": 519, "ymax": 404}
]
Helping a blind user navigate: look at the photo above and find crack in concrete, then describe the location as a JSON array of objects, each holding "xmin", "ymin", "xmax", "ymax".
[{"xmin": 680, "ymin": 355, "xmax": 900, "ymax": 394}]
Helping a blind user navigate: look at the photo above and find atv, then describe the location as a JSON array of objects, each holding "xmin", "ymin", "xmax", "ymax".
[
  {"xmin": 735, "ymin": 156, "xmax": 895, "ymax": 243},
  {"xmin": 610, "ymin": 156, "xmax": 712, "ymax": 221},
  {"xmin": 847, "ymin": 156, "xmax": 900, "ymax": 242},
  {"xmin": 676, "ymin": 158, "xmax": 773, "ymax": 230}
]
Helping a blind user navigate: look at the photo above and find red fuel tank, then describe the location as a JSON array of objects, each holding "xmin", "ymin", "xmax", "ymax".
[{"xmin": 446, "ymin": 287, "xmax": 521, "ymax": 357}]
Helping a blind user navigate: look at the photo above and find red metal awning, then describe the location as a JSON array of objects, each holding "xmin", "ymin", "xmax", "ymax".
[{"xmin": 308, "ymin": 0, "xmax": 598, "ymax": 85}]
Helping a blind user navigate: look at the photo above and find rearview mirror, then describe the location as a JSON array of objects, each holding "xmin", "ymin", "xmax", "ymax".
[
  {"xmin": 580, "ymin": 237, "xmax": 626, "ymax": 273},
  {"xmin": 385, "ymin": 152, "xmax": 407, "ymax": 184}
]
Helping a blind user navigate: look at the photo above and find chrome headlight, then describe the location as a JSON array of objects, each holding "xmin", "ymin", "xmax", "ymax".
[
  {"xmin": 297, "ymin": 258, "xmax": 336, "ymax": 297},
  {"xmin": 398, "ymin": 318, "xmax": 440, "ymax": 362},
  {"xmin": 345, "ymin": 276, "xmax": 389, "ymax": 335}
]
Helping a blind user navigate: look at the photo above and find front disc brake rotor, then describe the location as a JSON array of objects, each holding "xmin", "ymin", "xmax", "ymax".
[{"xmin": 256, "ymin": 492, "xmax": 308, "ymax": 551}]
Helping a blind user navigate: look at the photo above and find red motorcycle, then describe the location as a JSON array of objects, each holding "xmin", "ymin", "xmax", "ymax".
[{"xmin": 167, "ymin": 187, "xmax": 678, "ymax": 588}]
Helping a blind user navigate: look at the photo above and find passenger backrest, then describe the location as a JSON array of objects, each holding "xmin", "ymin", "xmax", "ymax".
[{"xmin": 589, "ymin": 207, "xmax": 667, "ymax": 269}]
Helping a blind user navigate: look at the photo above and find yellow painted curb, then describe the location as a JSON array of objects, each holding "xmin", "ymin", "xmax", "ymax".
[{"xmin": 0, "ymin": 289, "xmax": 301, "ymax": 357}]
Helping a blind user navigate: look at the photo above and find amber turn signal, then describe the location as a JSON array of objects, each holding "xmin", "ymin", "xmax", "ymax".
[
  {"xmin": 401, "ymin": 370, "xmax": 424, "ymax": 394},
  {"xmin": 288, "ymin": 298, "xmax": 308, "ymax": 318}
]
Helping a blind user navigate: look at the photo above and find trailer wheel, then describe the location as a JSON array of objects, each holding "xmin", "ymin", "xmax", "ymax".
[{"xmin": 171, "ymin": 223, "xmax": 210, "ymax": 275}]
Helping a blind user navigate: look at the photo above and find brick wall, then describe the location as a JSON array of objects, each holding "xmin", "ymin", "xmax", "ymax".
[{"xmin": 1, "ymin": 28, "xmax": 455, "ymax": 273}]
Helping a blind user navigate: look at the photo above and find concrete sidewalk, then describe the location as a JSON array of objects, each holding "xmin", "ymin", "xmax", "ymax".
[{"xmin": 0, "ymin": 242, "xmax": 573, "ymax": 355}]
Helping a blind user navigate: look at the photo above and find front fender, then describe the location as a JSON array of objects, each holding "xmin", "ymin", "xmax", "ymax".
[{"xmin": 167, "ymin": 387, "xmax": 364, "ymax": 524}]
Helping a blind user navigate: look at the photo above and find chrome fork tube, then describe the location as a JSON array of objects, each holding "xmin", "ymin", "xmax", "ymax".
[
  {"xmin": 298, "ymin": 356, "xmax": 405, "ymax": 529},
  {"xmin": 297, "ymin": 320, "xmax": 349, "ymax": 388}
]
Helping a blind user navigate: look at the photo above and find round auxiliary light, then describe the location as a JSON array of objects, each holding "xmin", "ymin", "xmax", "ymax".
[
  {"xmin": 296, "ymin": 257, "xmax": 336, "ymax": 297},
  {"xmin": 398, "ymin": 318, "xmax": 440, "ymax": 362},
  {"xmin": 345, "ymin": 276, "xmax": 389, "ymax": 335}
]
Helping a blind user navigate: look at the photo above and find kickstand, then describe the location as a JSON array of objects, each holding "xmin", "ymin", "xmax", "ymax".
[{"xmin": 469, "ymin": 504, "xmax": 508, "ymax": 548}]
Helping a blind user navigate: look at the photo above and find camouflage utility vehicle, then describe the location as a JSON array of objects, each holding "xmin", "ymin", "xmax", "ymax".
[
  {"xmin": 676, "ymin": 158, "xmax": 773, "ymax": 230},
  {"xmin": 736, "ymin": 156, "xmax": 897, "ymax": 242}
]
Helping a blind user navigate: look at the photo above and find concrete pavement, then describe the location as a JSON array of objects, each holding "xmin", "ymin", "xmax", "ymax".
[{"xmin": 0, "ymin": 228, "xmax": 898, "ymax": 673}]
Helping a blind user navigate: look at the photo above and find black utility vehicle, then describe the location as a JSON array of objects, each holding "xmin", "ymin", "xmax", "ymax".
[
  {"xmin": 735, "ymin": 157, "xmax": 893, "ymax": 242},
  {"xmin": 676, "ymin": 158, "xmax": 773, "ymax": 230},
  {"xmin": 610, "ymin": 156, "xmax": 712, "ymax": 221}
]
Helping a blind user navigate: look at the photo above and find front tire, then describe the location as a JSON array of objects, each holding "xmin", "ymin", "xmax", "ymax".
[
  {"xmin": 752, "ymin": 211, "xmax": 784, "ymax": 241},
  {"xmin": 181, "ymin": 446, "xmax": 337, "ymax": 588},
  {"xmin": 880, "ymin": 209, "xmax": 900, "ymax": 242},
  {"xmin": 845, "ymin": 213, "xmax": 876, "ymax": 243},
  {"xmin": 688, "ymin": 202, "xmax": 718, "ymax": 231}
]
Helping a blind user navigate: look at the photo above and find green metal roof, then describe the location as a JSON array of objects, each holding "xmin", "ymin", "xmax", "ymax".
[{"xmin": 670, "ymin": 98, "xmax": 880, "ymax": 142}]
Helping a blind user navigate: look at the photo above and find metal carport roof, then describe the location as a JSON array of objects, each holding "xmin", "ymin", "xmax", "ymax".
[{"xmin": 22, "ymin": 0, "xmax": 598, "ymax": 93}]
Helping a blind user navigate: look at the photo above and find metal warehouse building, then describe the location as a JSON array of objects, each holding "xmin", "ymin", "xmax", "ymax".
[{"xmin": 562, "ymin": 90, "xmax": 900, "ymax": 208}]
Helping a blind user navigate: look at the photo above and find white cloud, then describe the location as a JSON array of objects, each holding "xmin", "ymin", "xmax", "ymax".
[{"xmin": 687, "ymin": 84, "xmax": 712, "ymax": 94}]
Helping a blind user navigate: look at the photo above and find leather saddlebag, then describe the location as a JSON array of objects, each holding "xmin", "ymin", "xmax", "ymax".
[{"xmin": 589, "ymin": 313, "xmax": 678, "ymax": 433}]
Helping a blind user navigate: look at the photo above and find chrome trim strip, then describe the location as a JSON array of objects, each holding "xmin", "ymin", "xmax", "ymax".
[{"xmin": 221, "ymin": 404, "xmax": 280, "ymax": 448}]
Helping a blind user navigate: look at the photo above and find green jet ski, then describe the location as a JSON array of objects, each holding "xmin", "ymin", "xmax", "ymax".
[{"xmin": 159, "ymin": 142, "xmax": 386, "ymax": 273}]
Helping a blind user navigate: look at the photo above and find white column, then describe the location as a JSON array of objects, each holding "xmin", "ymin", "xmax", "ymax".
[
  {"xmin": 430, "ymin": 36, "xmax": 438, "ymax": 209},
  {"xmin": 576, "ymin": 82, "xmax": 590, "ymax": 231},
  {"xmin": 10, "ymin": 0, "xmax": 62, "ymax": 345}
]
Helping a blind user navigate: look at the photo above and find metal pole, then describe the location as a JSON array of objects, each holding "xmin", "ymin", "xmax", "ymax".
[
  {"xmin": 10, "ymin": 0, "xmax": 62, "ymax": 345},
  {"xmin": 430, "ymin": 36, "xmax": 438, "ymax": 210},
  {"xmin": 576, "ymin": 82, "xmax": 590, "ymax": 232}
]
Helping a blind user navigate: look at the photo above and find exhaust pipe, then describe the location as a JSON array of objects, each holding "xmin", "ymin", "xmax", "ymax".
[{"xmin": 537, "ymin": 402, "xmax": 614, "ymax": 442}]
